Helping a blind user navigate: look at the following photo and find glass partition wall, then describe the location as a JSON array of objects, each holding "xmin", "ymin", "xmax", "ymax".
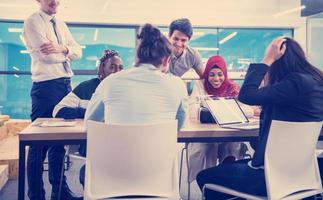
[
  {"xmin": 0, "ymin": 21, "xmax": 136, "ymax": 119},
  {"xmin": 0, "ymin": 20, "xmax": 292, "ymax": 119}
]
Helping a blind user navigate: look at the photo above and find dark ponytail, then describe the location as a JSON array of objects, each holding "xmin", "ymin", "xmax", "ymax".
[{"xmin": 136, "ymin": 23, "xmax": 172, "ymax": 67}]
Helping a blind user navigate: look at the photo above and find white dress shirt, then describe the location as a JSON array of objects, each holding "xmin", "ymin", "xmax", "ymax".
[
  {"xmin": 85, "ymin": 63, "xmax": 188, "ymax": 129},
  {"xmin": 23, "ymin": 10, "xmax": 82, "ymax": 82}
]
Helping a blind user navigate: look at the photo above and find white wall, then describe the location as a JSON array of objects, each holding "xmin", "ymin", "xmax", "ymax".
[
  {"xmin": 307, "ymin": 17, "xmax": 323, "ymax": 69},
  {"xmin": 0, "ymin": 0, "xmax": 307, "ymax": 49}
]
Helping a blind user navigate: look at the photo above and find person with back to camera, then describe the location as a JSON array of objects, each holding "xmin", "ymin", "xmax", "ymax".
[
  {"xmin": 187, "ymin": 55, "xmax": 252, "ymax": 183},
  {"xmin": 85, "ymin": 23, "xmax": 188, "ymax": 137},
  {"xmin": 52, "ymin": 49, "xmax": 123, "ymax": 188},
  {"xmin": 195, "ymin": 37, "xmax": 323, "ymax": 200}
]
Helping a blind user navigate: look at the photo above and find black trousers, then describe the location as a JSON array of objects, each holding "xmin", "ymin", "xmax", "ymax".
[
  {"xmin": 196, "ymin": 159, "xmax": 266, "ymax": 200},
  {"xmin": 197, "ymin": 158, "xmax": 323, "ymax": 200},
  {"xmin": 27, "ymin": 77, "xmax": 71, "ymax": 200}
]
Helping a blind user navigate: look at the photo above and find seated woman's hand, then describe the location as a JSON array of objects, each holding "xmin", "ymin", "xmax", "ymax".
[{"xmin": 252, "ymin": 106, "xmax": 262, "ymax": 117}]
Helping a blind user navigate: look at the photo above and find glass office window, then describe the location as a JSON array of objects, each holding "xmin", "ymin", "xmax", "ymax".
[
  {"xmin": 0, "ymin": 22, "xmax": 31, "ymax": 72},
  {"xmin": 0, "ymin": 22, "xmax": 32, "ymax": 119},
  {"xmin": 0, "ymin": 74, "xmax": 98, "ymax": 119},
  {"xmin": 0, "ymin": 21, "xmax": 137, "ymax": 119},
  {"xmin": 0, "ymin": 74, "xmax": 32, "ymax": 119},
  {"xmin": 189, "ymin": 28, "xmax": 219, "ymax": 63},
  {"xmin": 219, "ymin": 28, "xmax": 293, "ymax": 70},
  {"xmin": 188, "ymin": 28, "xmax": 293, "ymax": 80},
  {"xmin": 69, "ymin": 26, "xmax": 136, "ymax": 70},
  {"xmin": 218, "ymin": 28, "xmax": 293, "ymax": 79}
]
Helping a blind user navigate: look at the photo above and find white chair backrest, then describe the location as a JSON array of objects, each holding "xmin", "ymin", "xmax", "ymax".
[
  {"xmin": 265, "ymin": 120, "xmax": 323, "ymax": 200},
  {"xmin": 85, "ymin": 120, "xmax": 178, "ymax": 199}
]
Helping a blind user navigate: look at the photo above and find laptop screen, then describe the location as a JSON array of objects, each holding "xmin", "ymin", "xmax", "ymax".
[{"xmin": 204, "ymin": 98, "xmax": 249, "ymax": 125}]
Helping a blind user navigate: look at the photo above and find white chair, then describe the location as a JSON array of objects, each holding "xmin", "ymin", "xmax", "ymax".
[
  {"xmin": 58, "ymin": 145, "xmax": 86, "ymax": 199},
  {"xmin": 84, "ymin": 120, "xmax": 180, "ymax": 200},
  {"xmin": 203, "ymin": 120, "xmax": 323, "ymax": 200},
  {"xmin": 316, "ymin": 142, "xmax": 323, "ymax": 157}
]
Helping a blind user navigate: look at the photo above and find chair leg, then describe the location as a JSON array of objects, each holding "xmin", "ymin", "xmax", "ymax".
[
  {"xmin": 179, "ymin": 143, "xmax": 191, "ymax": 200},
  {"xmin": 58, "ymin": 145, "xmax": 70, "ymax": 200},
  {"xmin": 179, "ymin": 144, "xmax": 187, "ymax": 191},
  {"xmin": 185, "ymin": 143, "xmax": 190, "ymax": 200},
  {"xmin": 202, "ymin": 185, "xmax": 206, "ymax": 200}
]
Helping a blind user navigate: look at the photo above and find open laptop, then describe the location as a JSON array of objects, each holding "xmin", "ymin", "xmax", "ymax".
[{"xmin": 204, "ymin": 97, "xmax": 259, "ymax": 130}]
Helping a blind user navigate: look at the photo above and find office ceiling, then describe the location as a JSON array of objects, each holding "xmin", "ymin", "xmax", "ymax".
[{"xmin": 0, "ymin": 0, "xmax": 302, "ymax": 25}]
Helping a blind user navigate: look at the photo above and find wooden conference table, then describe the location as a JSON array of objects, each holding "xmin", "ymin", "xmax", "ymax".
[{"xmin": 17, "ymin": 118, "xmax": 322, "ymax": 200}]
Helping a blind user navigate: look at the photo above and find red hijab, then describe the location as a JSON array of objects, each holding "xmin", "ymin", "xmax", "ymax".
[{"xmin": 203, "ymin": 55, "xmax": 240, "ymax": 97}]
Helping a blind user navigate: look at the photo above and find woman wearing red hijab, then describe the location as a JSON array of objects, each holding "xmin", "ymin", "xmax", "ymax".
[
  {"xmin": 188, "ymin": 55, "xmax": 249, "ymax": 183},
  {"xmin": 202, "ymin": 55, "xmax": 240, "ymax": 97}
]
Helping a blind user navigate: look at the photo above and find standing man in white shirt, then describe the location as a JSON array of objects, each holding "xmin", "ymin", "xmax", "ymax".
[
  {"xmin": 22, "ymin": 0, "xmax": 82, "ymax": 199},
  {"xmin": 168, "ymin": 18, "xmax": 204, "ymax": 77}
]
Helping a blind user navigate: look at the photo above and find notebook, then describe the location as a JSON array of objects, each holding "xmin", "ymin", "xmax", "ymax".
[
  {"xmin": 33, "ymin": 120, "xmax": 77, "ymax": 127},
  {"xmin": 204, "ymin": 98, "xmax": 259, "ymax": 130}
]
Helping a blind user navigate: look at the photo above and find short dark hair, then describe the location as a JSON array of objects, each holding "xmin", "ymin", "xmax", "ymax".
[
  {"xmin": 98, "ymin": 49, "xmax": 119, "ymax": 80},
  {"xmin": 269, "ymin": 37, "xmax": 323, "ymax": 85},
  {"xmin": 169, "ymin": 18, "xmax": 193, "ymax": 39},
  {"xmin": 136, "ymin": 23, "xmax": 172, "ymax": 67}
]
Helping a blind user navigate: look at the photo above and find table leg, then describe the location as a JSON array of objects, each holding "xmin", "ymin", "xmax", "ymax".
[
  {"xmin": 18, "ymin": 141, "xmax": 26, "ymax": 200},
  {"xmin": 35, "ymin": 144, "xmax": 43, "ymax": 199}
]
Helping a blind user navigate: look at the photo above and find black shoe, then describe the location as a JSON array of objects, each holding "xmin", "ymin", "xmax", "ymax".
[{"xmin": 51, "ymin": 186, "xmax": 83, "ymax": 200}]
